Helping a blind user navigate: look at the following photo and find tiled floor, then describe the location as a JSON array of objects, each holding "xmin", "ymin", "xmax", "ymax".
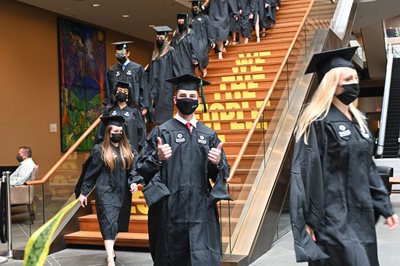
[
  {"xmin": 251, "ymin": 192, "xmax": 400, "ymax": 266},
  {"xmin": 1, "ymin": 192, "xmax": 400, "ymax": 265}
]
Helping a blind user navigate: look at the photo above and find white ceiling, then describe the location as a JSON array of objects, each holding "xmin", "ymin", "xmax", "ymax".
[{"xmin": 17, "ymin": 0, "xmax": 191, "ymax": 42}]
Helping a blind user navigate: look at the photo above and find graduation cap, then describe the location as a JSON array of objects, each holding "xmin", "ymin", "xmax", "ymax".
[
  {"xmin": 190, "ymin": 0, "xmax": 204, "ymax": 7},
  {"xmin": 166, "ymin": 73, "xmax": 211, "ymax": 112},
  {"xmin": 115, "ymin": 80, "xmax": 130, "ymax": 89},
  {"xmin": 305, "ymin": 46, "xmax": 358, "ymax": 82},
  {"xmin": 112, "ymin": 41, "xmax": 133, "ymax": 51},
  {"xmin": 153, "ymin": 25, "xmax": 173, "ymax": 35},
  {"xmin": 177, "ymin": 13, "xmax": 189, "ymax": 21},
  {"xmin": 100, "ymin": 115, "xmax": 125, "ymax": 127}
]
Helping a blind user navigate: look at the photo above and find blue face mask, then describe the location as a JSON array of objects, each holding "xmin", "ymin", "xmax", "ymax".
[{"xmin": 336, "ymin": 83, "xmax": 360, "ymax": 105}]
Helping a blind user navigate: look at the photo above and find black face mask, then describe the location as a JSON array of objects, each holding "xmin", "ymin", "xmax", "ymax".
[
  {"xmin": 116, "ymin": 92, "xmax": 128, "ymax": 102},
  {"xmin": 336, "ymin": 83, "xmax": 360, "ymax": 105},
  {"xmin": 176, "ymin": 98, "xmax": 198, "ymax": 115},
  {"xmin": 178, "ymin": 24, "xmax": 186, "ymax": 32},
  {"xmin": 156, "ymin": 39, "xmax": 165, "ymax": 49},
  {"xmin": 192, "ymin": 9, "xmax": 200, "ymax": 16},
  {"xmin": 111, "ymin": 133, "xmax": 123, "ymax": 143},
  {"xmin": 116, "ymin": 54, "xmax": 127, "ymax": 64},
  {"xmin": 16, "ymin": 155, "xmax": 23, "ymax": 163}
]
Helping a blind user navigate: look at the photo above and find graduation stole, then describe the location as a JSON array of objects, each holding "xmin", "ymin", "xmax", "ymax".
[{"xmin": 23, "ymin": 198, "xmax": 80, "ymax": 266}]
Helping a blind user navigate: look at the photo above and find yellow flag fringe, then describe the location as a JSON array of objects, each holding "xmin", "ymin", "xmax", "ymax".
[{"xmin": 23, "ymin": 198, "xmax": 79, "ymax": 266}]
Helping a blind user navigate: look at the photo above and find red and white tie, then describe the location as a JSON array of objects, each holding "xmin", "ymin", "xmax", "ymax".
[{"xmin": 186, "ymin": 122, "xmax": 192, "ymax": 134}]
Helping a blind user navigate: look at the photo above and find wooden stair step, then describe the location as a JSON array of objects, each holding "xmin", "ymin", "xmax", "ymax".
[
  {"xmin": 229, "ymin": 168, "xmax": 259, "ymax": 184},
  {"xmin": 90, "ymin": 199, "xmax": 147, "ymax": 214},
  {"xmin": 227, "ymin": 183, "xmax": 253, "ymax": 198},
  {"xmin": 226, "ymin": 154, "xmax": 264, "ymax": 168},
  {"xmin": 206, "ymin": 68, "xmax": 295, "ymax": 79},
  {"xmin": 215, "ymin": 130, "xmax": 271, "ymax": 142},
  {"xmin": 78, "ymin": 214, "xmax": 148, "ymax": 234},
  {"xmin": 202, "ymin": 84, "xmax": 287, "ymax": 95},
  {"xmin": 223, "ymin": 141, "xmax": 264, "ymax": 154},
  {"xmin": 64, "ymin": 231, "xmax": 149, "ymax": 248}
]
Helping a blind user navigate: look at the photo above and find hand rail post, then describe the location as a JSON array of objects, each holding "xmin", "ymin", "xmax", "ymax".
[
  {"xmin": 0, "ymin": 172, "xmax": 9, "ymax": 264},
  {"xmin": 4, "ymin": 171, "xmax": 13, "ymax": 259}
]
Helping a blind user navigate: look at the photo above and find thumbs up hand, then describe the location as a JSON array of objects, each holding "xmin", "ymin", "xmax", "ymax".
[
  {"xmin": 157, "ymin": 137, "xmax": 172, "ymax": 161},
  {"xmin": 208, "ymin": 142, "xmax": 224, "ymax": 165}
]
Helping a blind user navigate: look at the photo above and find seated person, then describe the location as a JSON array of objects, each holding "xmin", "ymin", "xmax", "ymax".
[{"xmin": 10, "ymin": 146, "xmax": 36, "ymax": 186}]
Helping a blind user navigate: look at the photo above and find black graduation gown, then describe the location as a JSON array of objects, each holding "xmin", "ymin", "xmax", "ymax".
[
  {"xmin": 191, "ymin": 13, "xmax": 214, "ymax": 70},
  {"xmin": 131, "ymin": 119, "xmax": 231, "ymax": 266},
  {"xmin": 80, "ymin": 144, "xmax": 134, "ymax": 240},
  {"xmin": 106, "ymin": 61, "xmax": 148, "ymax": 110},
  {"xmin": 228, "ymin": 0, "xmax": 240, "ymax": 33},
  {"xmin": 238, "ymin": 0, "xmax": 255, "ymax": 38},
  {"xmin": 290, "ymin": 105, "xmax": 394, "ymax": 266},
  {"xmin": 258, "ymin": 0, "xmax": 277, "ymax": 29},
  {"xmin": 209, "ymin": 0, "xmax": 231, "ymax": 42},
  {"xmin": 149, "ymin": 47, "xmax": 179, "ymax": 124},
  {"xmin": 95, "ymin": 105, "xmax": 145, "ymax": 150},
  {"xmin": 170, "ymin": 30, "xmax": 199, "ymax": 76}
]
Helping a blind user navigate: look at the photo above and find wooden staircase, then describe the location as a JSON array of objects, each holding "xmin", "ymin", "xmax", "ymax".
[
  {"xmin": 64, "ymin": 0, "xmax": 336, "ymax": 249},
  {"xmin": 64, "ymin": 193, "xmax": 150, "ymax": 247}
]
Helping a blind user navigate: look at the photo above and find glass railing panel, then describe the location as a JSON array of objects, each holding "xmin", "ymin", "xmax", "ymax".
[
  {"xmin": 274, "ymin": 0, "xmax": 338, "ymax": 243},
  {"xmin": 221, "ymin": 0, "xmax": 339, "ymax": 255},
  {"xmin": 0, "ymin": 175, "xmax": 44, "ymax": 254},
  {"xmin": 42, "ymin": 151, "xmax": 90, "ymax": 222}
]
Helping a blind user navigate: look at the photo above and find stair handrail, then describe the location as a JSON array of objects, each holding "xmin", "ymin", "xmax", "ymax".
[
  {"xmin": 227, "ymin": 0, "xmax": 315, "ymax": 182},
  {"xmin": 26, "ymin": 116, "xmax": 102, "ymax": 185}
]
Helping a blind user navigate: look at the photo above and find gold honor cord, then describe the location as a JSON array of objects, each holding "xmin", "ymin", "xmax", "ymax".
[{"xmin": 23, "ymin": 198, "xmax": 80, "ymax": 266}]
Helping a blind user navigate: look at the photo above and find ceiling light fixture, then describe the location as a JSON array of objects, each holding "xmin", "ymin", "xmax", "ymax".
[
  {"xmin": 92, "ymin": 4, "xmax": 101, "ymax": 7},
  {"xmin": 122, "ymin": 14, "xmax": 130, "ymax": 18}
]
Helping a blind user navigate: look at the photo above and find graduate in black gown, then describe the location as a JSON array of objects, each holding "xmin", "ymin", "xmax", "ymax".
[
  {"xmin": 96, "ymin": 80, "xmax": 145, "ymax": 150},
  {"xmin": 190, "ymin": 0, "xmax": 216, "ymax": 77},
  {"xmin": 105, "ymin": 41, "xmax": 148, "ymax": 117},
  {"xmin": 171, "ymin": 14, "xmax": 200, "ymax": 76},
  {"xmin": 209, "ymin": 0, "xmax": 231, "ymax": 59},
  {"xmin": 148, "ymin": 26, "xmax": 179, "ymax": 125},
  {"xmin": 79, "ymin": 116, "xmax": 141, "ymax": 266},
  {"xmin": 238, "ymin": 0, "xmax": 256, "ymax": 43},
  {"xmin": 290, "ymin": 47, "xmax": 398, "ymax": 265},
  {"xmin": 129, "ymin": 74, "xmax": 231, "ymax": 266}
]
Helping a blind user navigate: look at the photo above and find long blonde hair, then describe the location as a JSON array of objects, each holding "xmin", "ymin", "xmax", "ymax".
[
  {"xmin": 102, "ymin": 125, "xmax": 134, "ymax": 171},
  {"xmin": 295, "ymin": 67, "xmax": 368, "ymax": 143}
]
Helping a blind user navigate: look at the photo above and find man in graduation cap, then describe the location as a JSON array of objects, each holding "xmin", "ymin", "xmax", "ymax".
[
  {"xmin": 190, "ymin": 0, "xmax": 215, "ymax": 77},
  {"xmin": 289, "ymin": 47, "xmax": 398, "ymax": 265},
  {"xmin": 148, "ymin": 25, "xmax": 179, "ymax": 125},
  {"xmin": 105, "ymin": 41, "xmax": 148, "ymax": 117},
  {"xmin": 96, "ymin": 80, "xmax": 145, "ymax": 151},
  {"xmin": 129, "ymin": 74, "xmax": 231, "ymax": 265},
  {"xmin": 171, "ymin": 13, "xmax": 200, "ymax": 76}
]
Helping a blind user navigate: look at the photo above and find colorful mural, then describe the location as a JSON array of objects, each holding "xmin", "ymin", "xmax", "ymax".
[{"xmin": 58, "ymin": 17, "xmax": 105, "ymax": 152}]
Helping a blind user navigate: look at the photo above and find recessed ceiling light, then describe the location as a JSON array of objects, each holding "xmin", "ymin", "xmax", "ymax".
[
  {"xmin": 122, "ymin": 14, "xmax": 130, "ymax": 18},
  {"xmin": 93, "ymin": 4, "xmax": 101, "ymax": 7}
]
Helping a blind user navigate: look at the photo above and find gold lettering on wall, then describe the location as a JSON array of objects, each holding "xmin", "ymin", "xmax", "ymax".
[
  {"xmin": 195, "ymin": 51, "xmax": 272, "ymax": 141},
  {"xmin": 131, "ymin": 191, "xmax": 148, "ymax": 215}
]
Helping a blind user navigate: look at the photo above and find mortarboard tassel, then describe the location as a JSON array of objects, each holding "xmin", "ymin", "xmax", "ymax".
[{"xmin": 200, "ymin": 79, "xmax": 207, "ymax": 113}]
